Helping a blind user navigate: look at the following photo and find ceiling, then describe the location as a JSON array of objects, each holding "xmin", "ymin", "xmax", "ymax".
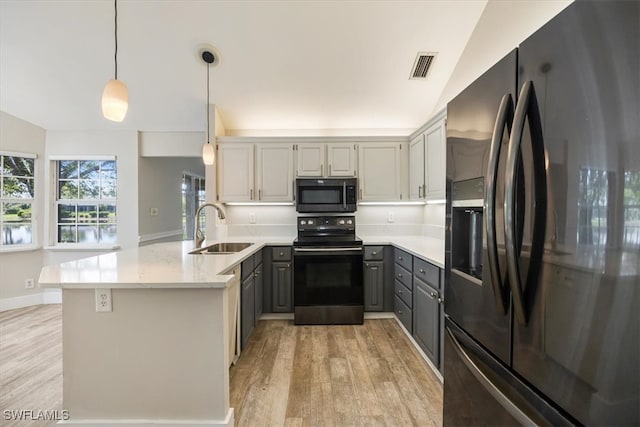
[{"xmin": 1, "ymin": 0, "xmax": 489, "ymax": 135}]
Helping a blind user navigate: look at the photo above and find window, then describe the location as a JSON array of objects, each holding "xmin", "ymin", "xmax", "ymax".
[
  {"xmin": 1, "ymin": 153, "xmax": 35, "ymax": 247},
  {"xmin": 55, "ymin": 159, "xmax": 117, "ymax": 244},
  {"xmin": 181, "ymin": 172, "xmax": 205, "ymax": 239}
]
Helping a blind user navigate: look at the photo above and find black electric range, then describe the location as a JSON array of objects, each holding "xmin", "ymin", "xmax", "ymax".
[{"xmin": 292, "ymin": 216, "xmax": 364, "ymax": 325}]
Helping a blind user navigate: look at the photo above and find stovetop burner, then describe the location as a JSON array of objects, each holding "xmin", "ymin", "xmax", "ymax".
[{"xmin": 294, "ymin": 215, "xmax": 361, "ymax": 247}]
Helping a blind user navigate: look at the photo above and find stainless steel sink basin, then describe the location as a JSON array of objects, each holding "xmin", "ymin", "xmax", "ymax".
[{"xmin": 189, "ymin": 242, "xmax": 254, "ymax": 255}]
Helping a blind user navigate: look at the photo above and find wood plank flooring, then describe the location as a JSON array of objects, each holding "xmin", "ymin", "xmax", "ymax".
[
  {"xmin": 230, "ymin": 319, "xmax": 443, "ymax": 427},
  {"xmin": 1, "ymin": 305, "xmax": 443, "ymax": 426},
  {"xmin": 0, "ymin": 304, "xmax": 62, "ymax": 427}
]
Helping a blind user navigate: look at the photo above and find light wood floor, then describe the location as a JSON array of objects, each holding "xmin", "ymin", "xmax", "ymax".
[
  {"xmin": 0, "ymin": 305, "xmax": 443, "ymax": 426},
  {"xmin": 230, "ymin": 319, "xmax": 443, "ymax": 426}
]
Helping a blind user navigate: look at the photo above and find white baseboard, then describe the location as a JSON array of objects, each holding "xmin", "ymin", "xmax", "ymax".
[
  {"xmin": 0, "ymin": 289, "xmax": 62, "ymax": 312},
  {"xmin": 57, "ymin": 409, "xmax": 234, "ymax": 426}
]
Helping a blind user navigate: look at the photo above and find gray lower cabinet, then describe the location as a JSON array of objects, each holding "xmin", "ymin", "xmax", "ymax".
[
  {"xmin": 272, "ymin": 261, "xmax": 292, "ymax": 312},
  {"xmin": 241, "ymin": 273, "xmax": 255, "ymax": 349},
  {"xmin": 413, "ymin": 277, "xmax": 440, "ymax": 366},
  {"xmin": 241, "ymin": 251, "xmax": 263, "ymax": 350},
  {"xmin": 364, "ymin": 245, "xmax": 385, "ymax": 311}
]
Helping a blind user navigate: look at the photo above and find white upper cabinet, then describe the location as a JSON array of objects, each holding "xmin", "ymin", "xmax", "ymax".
[
  {"xmin": 217, "ymin": 143, "xmax": 255, "ymax": 202},
  {"xmin": 327, "ymin": 143, "xmax": 356, "ymax": 177},
  {"xmin": 425, "ymin": 118, "xmax": 446, "ymax": 200},
  {"xmin": 218, "ymin": 142, "xmax": 294, "ymax": 202},
  {"xmin": 409, "ymin": 134, "xmax": 425, "ymax": 200},
  {"xmin": 295, "ymin": 143, "xmax": 356, "ymax": 177},
  {"xmin": 256, "ymin": 143, "xmax": 294, "ymax": 201},
  {"xmin": 358, "ymin": 143, "xmax": 402, "ymax": 201},
  {"xmin": 295, "ymin": 143, "xmax": 325, "ymax": 177}
]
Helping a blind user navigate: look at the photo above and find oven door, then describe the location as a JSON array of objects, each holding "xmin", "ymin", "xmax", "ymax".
[{"xmin": 293, "ymin": 246, "xmax": 364, "ymax": 306}]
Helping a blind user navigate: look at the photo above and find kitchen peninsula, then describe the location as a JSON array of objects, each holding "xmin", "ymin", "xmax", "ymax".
[{"xmin": 38, "ymin": 240, "xmax": 277, "ymax": 427}]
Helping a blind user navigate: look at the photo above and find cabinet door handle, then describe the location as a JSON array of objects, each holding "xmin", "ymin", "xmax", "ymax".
[
  {"xmin": 250, "ymin": 189, "xmax": 253, "ymax": 200},
  {"xmin": 254, "ymin": 271, "xmax": 260, "ymax": 277},
  {"xmin": 321, "ymin": 164, "xmax": 323, "ymax": 176},
  {"xmin": 438, "ymin": 297, "xmax": 445, "ymax": 304},
  {"xmin": 428, "ymin": 291, "xmax": 438, "ymax": 299},
  {"xmin": 360, "ymin": 188, "xmax": 363, "ymax": 200},
  {"xmin": 259, "ymin": 189, "xmax": 262, "ymax": 200},
  {"xmin": 329, "ymin": 164, "xmax": 332, "ymax": 175}
]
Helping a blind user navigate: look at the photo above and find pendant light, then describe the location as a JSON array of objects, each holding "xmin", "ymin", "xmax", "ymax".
[
  {"xmin": 102, "ymin": 0, "xmax": 128, "ymax": 122},
  {"xmin": 201, "ymin": 50, "xmax": 215, "ymax": 165}
]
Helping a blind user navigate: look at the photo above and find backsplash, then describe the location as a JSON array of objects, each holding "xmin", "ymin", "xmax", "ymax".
[{"xmin": 220, "ymin": 204, "xmax": 445, "ymax": 239}]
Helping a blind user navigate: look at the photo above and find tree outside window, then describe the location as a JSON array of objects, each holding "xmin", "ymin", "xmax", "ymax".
[
  {"xmin": 56, "ymin": 160, "xmax": 117, "ymax": 244},
  {"xmin": 1, "ymin": 154, "xmax": 35, "ymax": 246}
]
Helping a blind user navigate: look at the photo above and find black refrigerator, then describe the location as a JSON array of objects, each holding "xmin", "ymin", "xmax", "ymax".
[{"xmin": 444, "ymin": 1, "xmax": 639, "ymax": 425}]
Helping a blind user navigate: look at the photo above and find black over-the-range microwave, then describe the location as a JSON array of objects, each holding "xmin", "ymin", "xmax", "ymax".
[{"xmin": 295, "ymin": 178, "xmax": 358, "ymax": 213}]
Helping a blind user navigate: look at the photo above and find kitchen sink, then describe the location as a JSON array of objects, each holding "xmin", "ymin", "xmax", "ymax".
[{"xmin": 189, "ymin": 242, "xmax": 254, "ymax": 255}]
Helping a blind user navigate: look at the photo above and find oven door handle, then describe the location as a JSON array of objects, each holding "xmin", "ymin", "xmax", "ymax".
[{"xmin": 294, "ymin": 247, "xmax": 363, "ymax": 253}]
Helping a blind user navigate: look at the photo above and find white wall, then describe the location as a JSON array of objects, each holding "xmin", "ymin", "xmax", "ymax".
[
  {"xmin": 433, "ymin": 0, "xmax": 573, "ymax": 115},
  {"xmin": 44, "ymin": 131, "xmax": 139, "ymax": 266},
  {"xmin": 0, "ymin": 112, "xmax": 46, "ymax": 305},
  {"xmin": 138, "ymin": 157, "xmax": 204, "ymax": 242}
]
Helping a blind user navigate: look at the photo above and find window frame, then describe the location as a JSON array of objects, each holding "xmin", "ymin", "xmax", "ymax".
[
  {"xmin": 49, "ymin": 155, "xmax": 119, "ymax": 249},
  {"xmin": 0, "ymin": 151, "xmax": 38, "ymax": 252}
]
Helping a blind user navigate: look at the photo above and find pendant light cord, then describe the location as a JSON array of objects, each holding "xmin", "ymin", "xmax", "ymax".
[
  {"xmin": 206, "ymin": 61, "xmax": 210, "ymax": 144},
  {"xmin": 114, "ymin": 0, "xmax": 118, "ymax": 80}
]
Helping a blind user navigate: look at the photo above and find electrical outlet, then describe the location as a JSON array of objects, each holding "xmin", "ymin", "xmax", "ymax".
[
  {"xmin": 387, "ymin": 212, "xmax": 395, "ymax": 223},
  {"xmin": 24, "ymin": 278, "xmax": 35, "ymax": 289},
  {"xmin": 95, "ymin": 288, "xmax": 112, "ymax": 312},
  {"xmin": 150, "ymin": 207, "xmax": 159, "ymax": 216},
  {"xmin": 249, "ymin": 212, "xmax": 256, "ymax": 224}
]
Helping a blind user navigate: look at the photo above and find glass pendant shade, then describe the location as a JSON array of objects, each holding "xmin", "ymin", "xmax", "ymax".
[
  {"xmin": 102, "ymin": 79, "xmax": 129, "ymax": 122},
  {"xmin": 202, "ymin": 142, "xmax": 215, "ymax": 165}
]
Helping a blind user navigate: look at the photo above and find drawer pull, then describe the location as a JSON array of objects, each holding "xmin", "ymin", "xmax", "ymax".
[
  {"xmin": 419, "ymin": 268, "xmax": 425, "ymax": 274},
  {"xmin": 398, "ymin": 256, "xmax": 403, "ymax": 261},
  {"xmin": 397, "ymin": 310, "xmax": 403, "ymax": 315},
  {"xmin": 438, "ymin": 297, "xmax": 445, "ymax": 304},
  {"xmin": 372, "ymin": 251, "xmax": 377, "ymax": 255},
  {"xmin": 254, "ymin": 271, "xmax": 260, "ymax": 277},
  {"xmin": 279, "ymin": 252, "xmax": 284, "ymax": 256},
  {"xmin": 428, "ymin": 291, "xmax": 438, "ymax": 299},
  {"xmin": 397, "ymin": 273, "xmax": 403, "ymax": 278},
  {"xmin": 398, "ymin": 289, "xmax": 403, "ymax": 294}
]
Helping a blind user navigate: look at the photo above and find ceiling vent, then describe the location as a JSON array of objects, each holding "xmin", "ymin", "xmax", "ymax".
[{"xmin": 410, "ymin": 52, "xmax": 437, "ymax": 80}]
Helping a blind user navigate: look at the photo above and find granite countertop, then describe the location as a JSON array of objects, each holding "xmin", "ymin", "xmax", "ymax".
[
  {"xmin": 38, "ymin": 238, "xmax": 292, "ymax": 289},
  {"xmin": 360, "ymin": 235, "xmax": 445, "ymax": 268},
  {"xmin": 38, "ymin": 235, "xmax": 446, "ymax": 289}
]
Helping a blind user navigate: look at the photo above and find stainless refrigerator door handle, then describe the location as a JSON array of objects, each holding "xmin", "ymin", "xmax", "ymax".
[
  {"xmin": 485, "ymin": 93, "xmax": 513, "ymax": 316},
  {"xmin": 447, "ymin": 327, "xmax": 538, "ymax": 427},
  {"xmin": 505, "ymin": 81, "xmax": 547, "ymax": 326}
]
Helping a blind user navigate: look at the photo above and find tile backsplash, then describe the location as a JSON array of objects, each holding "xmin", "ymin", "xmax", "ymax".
[{"xmin": 220, "ymin": 204, "xmax": 445, "ymax": 239}]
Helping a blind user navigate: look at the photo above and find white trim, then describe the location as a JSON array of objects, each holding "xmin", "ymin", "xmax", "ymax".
[
  {"xmin": 218, "ymin": 135, "xmax": 408, "ymax": 144},
  {"xmin": 0, "ymin": 150, "xmax": 37, "ymax": 159},
  {"xmin": 0, "ymin": 290, "xmax": 62, "ymax": 311},
  {"xmin": 138, "ymin": 229, "xmax": 183, "ymax": 243},
  {"xmin": 48, "ymin": 155, "xmax": 116, "ymax": 161},
  {"xmin": 0, "ymin": 293, "xmax": 43, "ymax": 311},
  {"xmin": 394, "ymin": 315, "xmax": 444, "ymax": 383},
  {"xmin": 364, "ymin": 312, "xmax": 396, "ymax": 319},
  {"xmin": 426, "ymin": 199, "xmax": 446, "ymax": 205},
  {"xmin": 45, "ymin": 245, "xmax": 120, "ymax": 252},
  {"xmin": 43, "ymin": 288, "xmax": 62, "ymax": 304},
  {"xmin": 56, "ymin": 409, "xmax": 234, "ymax": 427},
  {"xmin": 0, "ymin": 244, "xmax": 41, "ymax": 253}
]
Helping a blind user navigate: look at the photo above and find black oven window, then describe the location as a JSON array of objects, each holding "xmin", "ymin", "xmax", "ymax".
[
  {"xmin": 306, "ymin": 263, "xmax": 352, "ymax": 288},
  {"xmin": 300, "ymin": 188, "xmax": 341, "ymax": 204}
]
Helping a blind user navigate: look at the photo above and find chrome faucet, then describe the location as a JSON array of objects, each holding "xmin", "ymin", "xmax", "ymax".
[{"xmin": 194, "ymin": 203, "xmax": 226, "ymax": 249}]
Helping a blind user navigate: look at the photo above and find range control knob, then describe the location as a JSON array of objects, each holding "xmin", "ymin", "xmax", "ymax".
[
  {"xmin": 347, "ymin": 219, "xmax": 353, "ymax": 225},
  {"xmin": 308, "ymin": 220, "xmax": 314, "ymax": 225},
  {"xmin": 300, "ymin": 220, "xmax": 307, "ymax": 225},
  {"xmin": 338, "ymin": 219, "xmax": 345, "ymax": 225}
]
